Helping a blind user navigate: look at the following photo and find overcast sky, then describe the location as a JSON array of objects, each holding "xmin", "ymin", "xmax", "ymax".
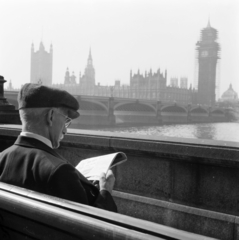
[{"xmin": 0, "ymin": 0, "xmax": 238, "ymax": 97}]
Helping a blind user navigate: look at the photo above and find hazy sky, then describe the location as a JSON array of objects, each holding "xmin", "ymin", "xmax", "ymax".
[{"xmin": 0, "ymin": 0, "xmax": 238, "ymax": 97}]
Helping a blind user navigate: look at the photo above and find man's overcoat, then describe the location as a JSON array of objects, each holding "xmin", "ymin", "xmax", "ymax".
[{"xmin": 0, "ymin": 136, "xmax": 117, "ymax": 212}]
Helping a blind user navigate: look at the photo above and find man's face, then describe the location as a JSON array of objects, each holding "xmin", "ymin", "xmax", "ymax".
[{"xmin": 49, "ymin": 108, "xmax": 68, "ymax": 149}]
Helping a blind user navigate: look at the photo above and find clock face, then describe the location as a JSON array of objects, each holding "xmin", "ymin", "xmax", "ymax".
[{"xmin": 201, "ymin": 51, "xmax": 208, "ymax": 57}]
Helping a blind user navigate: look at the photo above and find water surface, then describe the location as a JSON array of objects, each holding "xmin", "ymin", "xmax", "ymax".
[{"xmin": 96, "ymin": 122, "xmax": 239, "ymax": 143}]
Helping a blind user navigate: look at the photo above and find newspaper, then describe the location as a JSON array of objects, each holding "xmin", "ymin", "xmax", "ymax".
[{"xmin": 75, "ymin": 152, "xmax": 127, "ymax": 181}]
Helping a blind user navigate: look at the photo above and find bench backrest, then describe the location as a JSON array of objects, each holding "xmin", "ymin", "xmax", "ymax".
[{"xmin": 0, "ymin": 182, "xmax": 217, "ymax": 240}]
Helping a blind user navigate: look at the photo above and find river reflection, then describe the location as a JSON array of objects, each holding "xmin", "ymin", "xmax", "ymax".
[
  {"xmin": 193, "ymin": 124, "xmax": 216, "ymax": 140},
  {"xmin": 96, "ymin": 122, "xmax": 239, "ymax": 142}
]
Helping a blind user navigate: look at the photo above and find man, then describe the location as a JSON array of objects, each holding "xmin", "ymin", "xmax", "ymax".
[{"xmin": 0, "ymin": 83, "xmax": 117, "ymax": 212}]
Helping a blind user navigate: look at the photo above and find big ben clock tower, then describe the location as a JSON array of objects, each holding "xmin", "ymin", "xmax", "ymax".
[{"xmin": 196, "ymin": 21, "xmax": 220, "ymax": 105}]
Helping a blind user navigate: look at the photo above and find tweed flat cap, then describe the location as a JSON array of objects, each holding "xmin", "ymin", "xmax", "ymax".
[{"xmin": 18, "ymin": 83, "xmax": 80, "ymax": 119}]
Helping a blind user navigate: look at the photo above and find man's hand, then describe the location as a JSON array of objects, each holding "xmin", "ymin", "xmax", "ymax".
[{"xmin": 99, "ymin": 170, "xmax": 115, "ymax": 194}]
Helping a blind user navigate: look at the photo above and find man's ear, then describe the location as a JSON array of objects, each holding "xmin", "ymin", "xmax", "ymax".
[{"xmin": 46, "ymin": 108, "xmax": 54, "ymax": 127}]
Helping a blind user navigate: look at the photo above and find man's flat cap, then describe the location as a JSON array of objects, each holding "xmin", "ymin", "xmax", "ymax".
[{"xmin": 18, "ymin": 83, "xmax": 80, "ymax": 119}]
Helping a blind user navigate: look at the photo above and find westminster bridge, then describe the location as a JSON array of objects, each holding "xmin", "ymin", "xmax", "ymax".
[{"xmin": 5, "ymin": 90, "xmax": 227, "ymax": 126}]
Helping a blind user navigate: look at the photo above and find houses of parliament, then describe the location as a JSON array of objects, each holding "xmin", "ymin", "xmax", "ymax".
[{"xmin": 27, "ymin": 22, "xmax": 237, "ymax": 106}]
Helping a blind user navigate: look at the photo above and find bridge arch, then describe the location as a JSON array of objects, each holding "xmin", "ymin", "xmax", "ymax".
[
  {"xmin": 79, "ymin": 100, "xmax": 108, "ymax": 112},
  {"xmin": 114, "ymin": 102, "xmax": 156, "ymax": 113},
  {"xmin": 211, "ymin": 108, "xmax": 225, "ymax": 115},
  {"xmin": 190, "ymin": 106, "xmax": 208, "ymax": 114},
  {"xmin": 161, "ymin": 104, "xmax": 187, "ymax": 113}
]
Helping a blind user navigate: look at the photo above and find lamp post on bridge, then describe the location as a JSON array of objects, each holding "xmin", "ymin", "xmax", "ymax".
[
  {"xmin": 108, "ymin": 86, "xmax": 115, "ymax": 126},
  {"xmin": 0, "ymin": 76, "xmax": 21, "ymax": 124},
  {"xmin": 0, "ymin": 76, "xmax": 14, "ymax": 108},
  {"xmin": 110, "ymin": 86, "xmax": 114, "ymax": 97},
  {"xmin": 0, "ymin": 75, "xmax": 6, "ymax": 100}
]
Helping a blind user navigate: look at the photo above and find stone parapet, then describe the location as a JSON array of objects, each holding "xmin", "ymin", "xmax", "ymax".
[{"xmin": 113, "ymin": 191, "xmax": 235, "ymax": 240}]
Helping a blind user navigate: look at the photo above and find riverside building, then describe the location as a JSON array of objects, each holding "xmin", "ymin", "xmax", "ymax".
[
  {"xmin": 30, "ymin": 42, "xmax": 53, "ymax": 86},
  {"xmin": 29, "ymin": 21, "xmax": 220, "ymax": 107}
]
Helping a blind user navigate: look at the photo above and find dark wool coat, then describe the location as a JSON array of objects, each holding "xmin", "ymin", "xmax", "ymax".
[{"xmin": 0, "ymin": 136, "xmax": 117, "ymax": 212}]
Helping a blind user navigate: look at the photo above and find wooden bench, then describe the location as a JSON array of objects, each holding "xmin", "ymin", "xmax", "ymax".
[{"xmin": 0, "ymin": 182, "xmax": 217, "ymax": 240}]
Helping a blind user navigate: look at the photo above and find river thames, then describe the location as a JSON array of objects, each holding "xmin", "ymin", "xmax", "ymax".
[{"xmin": 94, "ymin": 122, "xmax": 239, "ymax": 143}]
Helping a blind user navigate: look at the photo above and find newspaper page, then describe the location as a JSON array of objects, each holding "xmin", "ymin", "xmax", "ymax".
[{"xmin": 76, "ymin": 152, "xmax": 127, "ymax": 180}]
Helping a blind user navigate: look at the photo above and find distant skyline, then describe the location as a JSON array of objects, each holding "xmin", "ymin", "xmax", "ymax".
[{"xmin": 0, "ymin": 0, "xmax": 238, "ymax": 96}]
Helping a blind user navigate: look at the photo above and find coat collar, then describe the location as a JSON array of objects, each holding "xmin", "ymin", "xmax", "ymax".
[
  {"xmin": 14, "ymin": 136, "xmax": 96, "ymax": 187},
  {"xmin": 14, "ymin": 136, "xmax": 65, "ymax": 161}
]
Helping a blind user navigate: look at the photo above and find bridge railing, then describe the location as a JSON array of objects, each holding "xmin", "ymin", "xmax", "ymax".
[{"xmin": 0, "ymin": 182, "xmax": 217, "ymax": 240}]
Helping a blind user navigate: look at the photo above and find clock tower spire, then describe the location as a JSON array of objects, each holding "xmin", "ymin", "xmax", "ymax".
[{"xmin": 196, "ymin": 21, "xmax": 220, "ymax": 105}]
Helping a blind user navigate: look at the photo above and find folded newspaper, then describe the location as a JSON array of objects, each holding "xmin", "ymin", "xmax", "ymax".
[{"xmin": 75, "ymin": 152, "xmax": 127, "ymax": 181}]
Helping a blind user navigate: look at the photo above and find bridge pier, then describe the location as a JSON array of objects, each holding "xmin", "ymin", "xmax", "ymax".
[
  {"xmin": 108, "ymin": 97, "xmax": 116, "ymax": 126},
  {"xmin": 156, "ymin": 101, "xmax": 162, "ymax": 124},
  {"xmin": 187, "ymin": 104, "xmax": 192, "ymax": 123}
]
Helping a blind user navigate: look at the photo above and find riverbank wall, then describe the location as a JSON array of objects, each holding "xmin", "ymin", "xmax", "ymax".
[{"xmin": 0, "ymin": 125, "xmax": 239, "ymax": 239}]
